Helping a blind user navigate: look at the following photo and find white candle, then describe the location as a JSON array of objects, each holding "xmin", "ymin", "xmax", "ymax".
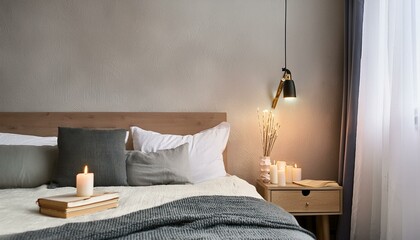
[
  {"xmin": 277, "ymin": 161, "xmax": 286, "ymax": 171},
  {"xmin": 278, "ymin": 169, "xmax": 286, "ymax": 186},
  {"xmin": 285, "ymin": 165, "xmax": 293, "ymax": 183},
  {"xmin": 292, "ymin": 164, "xmax": 302, "ymax": 182},
  {"xmin": 270, "ymin": 164, "xmax": 278, "ymax": 184},
  {"xmin": 76, "ymin": 165, "xmax": 94, "ymax": 197}
]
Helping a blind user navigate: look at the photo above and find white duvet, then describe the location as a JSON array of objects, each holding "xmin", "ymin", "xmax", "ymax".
[{"xmin": 0, "ymin": 176, "xmax": 262, "ymax": 236}]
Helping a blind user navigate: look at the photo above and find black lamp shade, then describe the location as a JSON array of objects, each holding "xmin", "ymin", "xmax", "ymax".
[{"xmin": 283, "ymin": 80, "xmax": 296, "ymax": 98}]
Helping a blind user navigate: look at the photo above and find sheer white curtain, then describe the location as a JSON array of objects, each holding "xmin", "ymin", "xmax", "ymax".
[{"xmin": 352, "ymin": 0, "xmax": 420, "ymax": 239}]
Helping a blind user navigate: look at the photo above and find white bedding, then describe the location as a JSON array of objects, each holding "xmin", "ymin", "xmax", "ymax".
[{"xmin": 0, "ymin": 175, "xmax": 262, "ymax": 236}]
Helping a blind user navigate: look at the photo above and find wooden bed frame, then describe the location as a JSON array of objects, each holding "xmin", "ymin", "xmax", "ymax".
[{"xmin": 0, "ymin": 112, "xmax": 228, "ymax": 169}]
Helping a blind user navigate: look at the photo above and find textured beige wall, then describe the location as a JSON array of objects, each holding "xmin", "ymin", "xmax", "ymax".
[{"xmin": 0, "ymin": 0, "xmax": 344, "ymax": 184}]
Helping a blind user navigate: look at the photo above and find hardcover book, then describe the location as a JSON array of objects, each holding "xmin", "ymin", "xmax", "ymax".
[
  {"xmin": 39, "ymin": 199, "xmax": 119, "ymax": 218},
  {"xmin": 292, "ymin": 179, "xmax": 339, "ymax": 188},
  {"xmin": 37, "ymin": 191, "xmax": 119, "ymax": 210}
]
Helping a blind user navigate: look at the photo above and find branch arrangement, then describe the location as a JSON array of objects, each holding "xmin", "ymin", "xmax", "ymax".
[{"xmin": 257, "ymin": 109, "xmax": 280, "ymax": 157}]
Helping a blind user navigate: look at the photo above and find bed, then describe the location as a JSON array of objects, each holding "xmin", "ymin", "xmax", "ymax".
[{"xmin": 0, "ymin": 112, "xmax": 314, "ymax": 240}]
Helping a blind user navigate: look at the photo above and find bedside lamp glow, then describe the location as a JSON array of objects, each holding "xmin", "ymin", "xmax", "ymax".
[
  {"xmin": 76, "ymin": 165, "xmax": 94, "ymax": 197},
  {"xmin": 272, "ymin": 69, "xmax": 296, "ymax": 109}
]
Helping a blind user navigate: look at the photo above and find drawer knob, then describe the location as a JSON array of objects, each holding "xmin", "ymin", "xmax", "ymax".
[{"xmin": 305, "ymin": 202, "xmax": 309, "ymax": 207}]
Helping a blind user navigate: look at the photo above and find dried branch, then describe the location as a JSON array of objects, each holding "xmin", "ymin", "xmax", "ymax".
[{"xmin": 257, "ymin": 109, "xmax": 280, "ymax": 157}]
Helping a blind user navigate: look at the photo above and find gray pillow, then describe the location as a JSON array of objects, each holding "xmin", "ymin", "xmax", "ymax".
[
  {"xmin": 0, "ymin": 145, "xmax": 58, "ymax": 188},
  {"xmin": 53, "ymin": 127, "xmax": 128, "ymax": 187},
  {"xmin": 126, "ymin": 143, "xmax": 191, "ymax": 186}
]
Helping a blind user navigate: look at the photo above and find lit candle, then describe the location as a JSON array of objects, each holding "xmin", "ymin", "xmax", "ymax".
[
  {"xmin": 270, "ymin": 164, "xmax": 278, "ymax": 184},
  {"xmin": 278, "ymin": 169, "xmax": 286, "ymax": 186},
  {"xmin": 285, "ymin": 165, "xmax": 293, "ymax": 183},
  {"xmin": 292, "ymin": 164, "xmax": 302, "ymax": 182},
  {"xmin": 76, "ymin": 165, "xmax": 94, "ymax": 197}
]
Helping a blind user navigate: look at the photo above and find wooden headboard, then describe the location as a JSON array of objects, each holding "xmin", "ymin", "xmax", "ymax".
[{"xmin": 0, "ymin": 112, "xmax": 228, "ymax": 169}]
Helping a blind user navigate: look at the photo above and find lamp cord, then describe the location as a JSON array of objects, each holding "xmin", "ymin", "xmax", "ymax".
[{"xmin": 284, "ymin": 0, "xmax": 287, "ymax": 70}]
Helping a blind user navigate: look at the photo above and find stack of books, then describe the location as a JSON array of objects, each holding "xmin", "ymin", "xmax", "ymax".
[{"xmin": 37, "ymin": 192, "xmax": 119, "ymax": 218}]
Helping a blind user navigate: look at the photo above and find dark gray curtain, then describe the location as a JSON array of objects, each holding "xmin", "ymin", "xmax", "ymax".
[{"xmin": 336, "ymin": 0, "xmax": 364, "ymax": 239}]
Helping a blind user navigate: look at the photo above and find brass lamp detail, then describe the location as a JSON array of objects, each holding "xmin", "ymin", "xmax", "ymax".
[{"xmin": 271, "ymin": 68, "xmax": 296, "ymax": 109}]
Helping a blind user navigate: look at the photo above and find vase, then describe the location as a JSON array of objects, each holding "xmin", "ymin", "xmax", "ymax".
[{"xmin": 259, "ymin": 156, "xmax": 271, "ymax": 183}]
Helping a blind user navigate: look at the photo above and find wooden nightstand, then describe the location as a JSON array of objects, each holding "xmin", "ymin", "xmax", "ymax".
[{"xmin": 256, "ymin": 179, "xmax": 342, "ymax": 240}]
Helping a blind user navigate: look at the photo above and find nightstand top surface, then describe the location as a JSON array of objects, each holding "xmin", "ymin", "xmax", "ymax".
[{"xmin": 256, "ymin": 179, "xmax": 342, "ymax": 190}]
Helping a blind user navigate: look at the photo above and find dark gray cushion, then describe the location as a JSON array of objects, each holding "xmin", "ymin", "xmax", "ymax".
[
  {"xmin": 126, "ymin": 143, "xmax": 191, "ymax": 186},
  {"xmin": 54, "ymin": 127, "xmax": 128, "ymax": 187},
  {"xmin": 0, "ymin": 145, "xmax": 58, "ymax": 188}
]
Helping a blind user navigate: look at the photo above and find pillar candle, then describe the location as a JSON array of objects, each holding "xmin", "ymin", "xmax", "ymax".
[
  {"xmin": 292, "ymin": 164, "xmax": 302, "ymax": 182},
  {"xmin": 277, "ymin": 161, "xmax": 286, "ymax": 171},
  {"xmin": 270, "ymin": 164, "xmax": 278, "ymax": 184},
  {"xmin": 285, "ymin": 165, "xmax": 293, "ymax": 183},
  {"xmin": 76, "ymin": 165, "xmax": 94, "ymax": 197},
  {"xmin": 278, "ymin": 169, "xmax": 286, "ymax": 186}
]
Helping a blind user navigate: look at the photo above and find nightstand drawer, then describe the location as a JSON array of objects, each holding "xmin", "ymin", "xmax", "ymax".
[{"xmin": 271, "ymin": 190, "xmax": 341, "ymax": 214}]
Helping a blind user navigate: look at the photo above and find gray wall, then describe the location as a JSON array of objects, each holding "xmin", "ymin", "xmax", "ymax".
[{"xmin": 0, "ymin": 0, "xmax": 344, "ymax": 184}]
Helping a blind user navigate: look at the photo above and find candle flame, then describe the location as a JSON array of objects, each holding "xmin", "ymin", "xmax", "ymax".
[
  {"xmin": 294, "ymin": 164, "xmax": 297, "ymax": 168},
  {"xmin": 84, "ymin": 165, "xmax": 88, "ymax": 174}
]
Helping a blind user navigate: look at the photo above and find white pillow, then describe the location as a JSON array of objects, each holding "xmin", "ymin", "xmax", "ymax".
[
  {"xmin": 0, "ymin": 133, "xmax": 57, "ymax": 146},
  {"xmin": 125, "ymin": 131, "xmax": 129, "ymax": 143},
  {"xmin": 130, "ymin": 122, "xmax": 230, "ymax": 183}
]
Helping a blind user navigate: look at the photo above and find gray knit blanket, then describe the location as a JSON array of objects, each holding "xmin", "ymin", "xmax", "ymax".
[{"xmin": 2, "ymin": 196, "xmax": 315, "ymax": 240}]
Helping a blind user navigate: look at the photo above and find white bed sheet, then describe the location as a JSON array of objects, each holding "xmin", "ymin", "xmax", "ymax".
[{"xmin": 0, "ymin": 175, "xmax": 262, "ymax": 235}]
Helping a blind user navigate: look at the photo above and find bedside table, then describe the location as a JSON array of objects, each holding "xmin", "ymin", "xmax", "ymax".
[{"xmin": 256, "ymin": 179, "xmax": 342, "ymax": 240}]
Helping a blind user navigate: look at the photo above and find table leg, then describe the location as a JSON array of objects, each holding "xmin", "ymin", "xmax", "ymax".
[{"xmin": 316, "ymin": 215, "xmax": 330, "ymax": 240}]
